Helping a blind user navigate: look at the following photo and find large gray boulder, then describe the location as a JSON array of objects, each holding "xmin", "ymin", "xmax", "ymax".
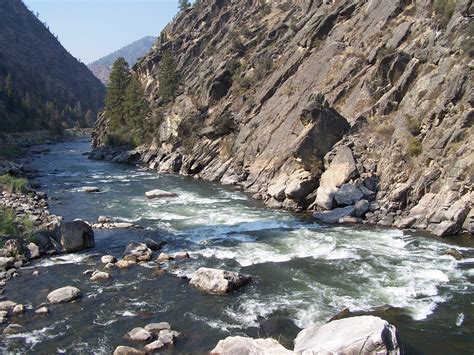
[
  {"xmin": 60, "ymin": 221, "xmax": 95, "ymax": 252},
  {"xmin": 211, "ymin": 336, "xmax": 293, "ymax": 354},
  {"xmin": 315, "ymin": 147, "xmax": 358, "ymax": 210},
  {"xmin": 313, "ymin": 206, "xmax": 355, "ymax": 224},
  {"xmin": 335, "ymin": 184, "xmax": 364, "ymax": 206},
  {"xmin": 47, "ymin": 286, "xmax": 82, "ymax": 304},
  {"xmin": 190, "ymin": 267, "xmax": 251, "ymax": 294},
  {"xmin": 294, "ymin": 316, "xmax": 401, "ymax": 354}
]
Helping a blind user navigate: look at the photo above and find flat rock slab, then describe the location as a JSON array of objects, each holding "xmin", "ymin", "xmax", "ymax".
[
  {"xmin": 145, "ymin": 189, "xmax": 178, "ymax": 199},
  {"xmin": 125, "ymin": 327, "xmax": 152, "ymax": 342},
  {"xmin": 47, "ymin": 286, "xmax": 82, "ymax": 304},
  {"xmin": 294, "ymin": 315, "xmax": 401, "ymax": 354},
  {"xmin": 190, "ymin": 267, "xmax": 251, "ymax": 294},
  {"xmin": 211, "ymin": 336, "xmax": 293, "ymax": 354}
]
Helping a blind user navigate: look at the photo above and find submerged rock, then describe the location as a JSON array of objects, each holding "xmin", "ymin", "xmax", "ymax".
[
  {"xmin": 190, "ymin": 267, "xmax": 251, "ymax": 294},
  {"xmin": 444, "ymin": 248, "xmax": 464, "ymax": 260},
  {"xmin": 60, "ymin": 221, "xmax": 95, "ymax": 253},
  {"xmin": 145, "ymin": 189, "xmax": 178, "ymax": 199},
  {"xmin": 82, "ymin": 186, "xmax": 100, "ymax": 193},
  {"xmin": 294, "ymin": 316, "xmax": 401, "ymax": 354},
  {"xmin": 145, "ymin": 238, "xmax": 164, "ymax": 251},
  {"xmin": 210, "ymin": 336, "xmax": 293, "ymax": 354},
  {"xmin": 47, "ymin": 286, "xmax": 82, "ymax": 304}
]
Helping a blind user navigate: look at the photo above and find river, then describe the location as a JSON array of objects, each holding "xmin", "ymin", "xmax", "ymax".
[{"xmin": 1, "ymin": 138, "xmax": 473, "ymax": 354}]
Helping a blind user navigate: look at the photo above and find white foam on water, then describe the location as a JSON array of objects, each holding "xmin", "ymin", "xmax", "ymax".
[
  {"xmin": 456, "ymin": 313, "xmax": 465, "ymax": 326},
  {"xmin": 35, "ymin": 253, "xmax": 94, "ymax": 267},
  {"xmin": 117, "ymin": 310, "xmax": 137, "ymax": 317},
  {"xmin": 3, "ymin": 322, "xmax": 67, "ymax": 349},
  {"xmin": 186, "ymin": 313, "xmax": 242, "ymax": 333}
]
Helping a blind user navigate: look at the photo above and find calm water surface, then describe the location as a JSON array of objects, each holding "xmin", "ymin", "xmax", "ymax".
[{"xmin": 1, "ymin": 138, "xmax": 473, "ymax": 354}]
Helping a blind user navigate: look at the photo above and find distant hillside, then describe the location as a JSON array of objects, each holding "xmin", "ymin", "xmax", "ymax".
[
  {"xmin": 0, "ymin": 0, "xmax": 105, "ymax": 132},
  {"xmin": 88, "ymin": 36, "xmax": 156, "ymax": 85}
]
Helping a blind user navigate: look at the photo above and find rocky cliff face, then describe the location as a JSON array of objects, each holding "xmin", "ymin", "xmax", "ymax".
[{"xmin": 93, "ymin": 0, "xmax": 473, "ymax": 236}]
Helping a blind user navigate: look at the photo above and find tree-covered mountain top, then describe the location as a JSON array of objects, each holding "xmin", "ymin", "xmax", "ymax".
[
  {"xmin": 89, "ymin": 36, "xmax": 157, "ymax": 67},
  {"xmin": 0, "ymin": 0, "xmax": 105, "ymax": 132}
]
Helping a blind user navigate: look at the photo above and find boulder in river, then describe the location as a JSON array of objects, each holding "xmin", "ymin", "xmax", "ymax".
[
  {"xmin": 117, "ymin": 259, "xmax": 136, "ymax": 268},
  {"xmin": 35, "ymin": 306, "xmax": 49, "ymax": 315},
  {"xmin": 190, "ymin": 267, "xmax": 251, "ymax": 294},
  {"xmin": 158, "ymin": 329, "xmax": 180, "ymax": 345},
  {"xmin": 145, "ymin": 238, "xmax": 164, "ymax": 251},
  {"xmin": 210, "ymin": 336, "xmax": 293, "ymax": 354},
  {"xmin": 144, "ymin": 340, "xmax": 165, "ymax": 352},
  {"xmin": 144, "ymin": 322, "xmax": 171, "ymax": 335},
  {"xmin": 97, "ymin": 215, "xmax": 112, "ymax": 223},
  {"xmin": 125, "ymin": 243, "xmax": 152, "ymax": 262},
  {"xmin": 125, "ymin": 327, "xmax": 153, "ymax": 342},
  {"xmin": 60, "ymin": 221, "xmax": 95, "ymax": 253},
  {"xmin": 90, "ymin": 271, "xmax": 110, "ymax": 281},
  {"xmin": 47, "ymin": 286, "xmax": 82, "ymax": 304},
  {"xmin": 145, "ymin": 189, "xmax": 178, "ymax": 199},
  {"xmin": 444, "ymin": 248, "xmax": 464, "ymax": 260},
  {"xmin": 113, "ymin": 346, "xmax": 145, "ymax": 355},
  {"xmin": 3, "ymin": 324, "xmax": 25, "ymax": 335},
  {"xmin": 101, "ymin": 255, "xmax": 116, "ymax": 264},
  {"xmin": 0, "ymin": 257, "xmax": 15, "ymax": 271},
  {"xmin": 0, "ymin": 300, "xmax": 17, "ymax": 311},
  {"xmin": 293, "ymin": 315, "xmax": 401, "ymax": 354}
]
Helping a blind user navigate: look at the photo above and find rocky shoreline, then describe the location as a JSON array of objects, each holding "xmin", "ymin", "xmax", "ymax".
[{"xmin": 88, "ymin": 144, "xmax": 473, "ymax": 238}]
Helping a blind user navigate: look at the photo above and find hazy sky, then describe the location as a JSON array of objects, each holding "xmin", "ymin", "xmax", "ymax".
[{"xmin": 23, "ymin": 0, "xmax": 181, "ymax": 64}]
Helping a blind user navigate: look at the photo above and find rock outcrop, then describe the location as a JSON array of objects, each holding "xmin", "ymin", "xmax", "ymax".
[{"xmin": 93, "ymin": 0, "xmax": 473, "ymax": 236}]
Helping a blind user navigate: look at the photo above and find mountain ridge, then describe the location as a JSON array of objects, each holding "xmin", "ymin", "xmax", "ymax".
[
  {"xmin": 0, "ymin": 0, "xmax": 105, "ymax": 132},
  {"xmin": 88, "ymin": 36, "xmax": 157, "ymax": 84}
]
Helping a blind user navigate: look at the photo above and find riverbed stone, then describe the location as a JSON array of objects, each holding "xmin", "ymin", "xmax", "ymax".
[
  {"xmin": 60, "ymin": 221, "xmax": 95, "ymax": 252},
  {"xmin": 190, "ymin": 267, "xmax": 251, "ymax": 294},
  {"xmin": 158, "ymin": 329, "xmax": 180, "ymax": 345},
  {"xmin": 174, "ymin": 252, "xmax": 190, "ymax": 259},
  {"xmin": 125, "ymin": 243, "xmax": 152, "ymax": 262},
  {"xmin": 113, "ymin": 346, "xmax": 145, "ymax": 355},
  {"xmin": 12, "ymin": 304, "xmax": 24, "ymax": 314},
  {"xmin": 101, "ymin": 255, "xmax": 116, "ymax": 264},
  {"xmin": 144, "ymin": 340, "xmax": 165, "ymax": 352},
  {"xmin": 157, "ymin": 253, "xmax": 173, "ymax": 262},
  {"xmin": 145, "ymin": 238, "xmax": 164, "ymax": 251},
  {"xmin": 35, "ymin": 306, "xmax": 49, "ymax": 315},
  {"xmin": 145, "ymin": 189, "xmax": 178, "ymax": 199},
  {"xmin": 90, "ymin": 271, "xmax": 110, "ymax": 281},
  {"xmin": 0, "ymin": 300, "xmax": 17, "ymax": 311},
  {"xmin": 0, "ymin": 311, "xmax": 7, "ymax": 323},
  {"xmin": 211, "ymin": 336, "xmax": 293, "ymax": 354},
  {"xmin": 97, "ymin": 215, "xmax": 112, "ymax": 223},
  {"xmin": 144, "ymin": 322, "xmax": 171, "ymax": 334},
  {"xmin": 47, "ymin": 286, "xmax": 82, "ymax": 304},
  {"xmin": 116, "ymin": 259, "xmax": 136, "ymax": 268},
  {"xmin": 294, "ymin": 316, "xmax": 401, "ymax": 354},
  {"xmin": 0, "ymin": 257, "xmax": 15, "ymax": 270},
  {"xmin": 3, "ymin": 324, "xmax": 25, "ymax": 335},
  {"xmin": 125, "ymin": 327, "xmax": 153, "ymax": 342}
]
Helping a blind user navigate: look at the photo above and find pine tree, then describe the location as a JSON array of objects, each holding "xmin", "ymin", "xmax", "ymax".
[
  {"xmin": 157, "ymin": 50, "xmax": 180, "ymax": 103},
  {"xmin": 179, "ymin": 0, "xmax": 191, "ymax": 11},
  {"xmin": 125, "ymin": 76, "xmax": 148, "ymax": 127},
  {"xmin": 105, "ymin": 57, "xmax": 131, "ymax": 130}
]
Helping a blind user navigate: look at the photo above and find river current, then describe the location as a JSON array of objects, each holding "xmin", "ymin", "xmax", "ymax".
[{"xmin": 1, "ymin": 138, "xmax": 473, "ymax": 354}]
